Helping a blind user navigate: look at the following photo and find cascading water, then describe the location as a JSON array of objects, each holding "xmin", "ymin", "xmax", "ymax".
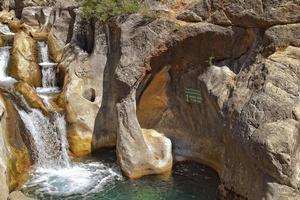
[
  {"xmin": 0, "ymin": 34, "xmax": 16, "ymax": 84},
  {"xmin": 18, "ymin": 107, "xmax": 70, "ymax": 168},
  {"xmin": 0, "ymin": 47, "xmax": 14, "ymax": 83},
  {"xmin": 37, "ymin": 41, "xmax": 60, "ymax": 94},
  {"xmin": 19, "ymin": 41, "xmax": 122, "ymax": 198}
]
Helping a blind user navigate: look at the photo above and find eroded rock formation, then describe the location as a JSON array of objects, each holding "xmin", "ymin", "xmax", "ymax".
[
  {"xmin": 0, "ymin": 93, "xmax": 31, "ymax": 198},
  {"xmin": 0, "ymin": 0, "xmax": 299, "ymax": 199}
]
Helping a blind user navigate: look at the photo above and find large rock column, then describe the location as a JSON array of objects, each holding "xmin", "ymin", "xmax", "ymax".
[{"xmin": 117, "ymin": 95, "xmax": 172, "ymax": 178}]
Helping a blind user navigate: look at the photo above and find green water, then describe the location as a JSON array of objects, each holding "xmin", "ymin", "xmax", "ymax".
[
  {"xmin": 90, "ymin": 162, "xmax": 220, "ymax": 200},
  {"xmin": 23, "ymin": 151, "xmax": 220, "ymax": 200}
]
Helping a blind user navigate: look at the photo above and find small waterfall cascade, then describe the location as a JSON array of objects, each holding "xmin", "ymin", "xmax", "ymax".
[
  {"xmin": 0, "ymin": 25, "xmax": 16, "ymax": 84},
  {"xmin": 21, "ymin": 39, "xmax": 122, "ymax": 198},
  {"xmin": 16, "ymin": 40, "xmax": 70, "ymax": 168},
  {"xmin": 37, "ymin": 41, "xmax": 59, "ymax": 94},
  {"xmin": 0, "ymin": 47, "xmax": 11, "ymax": 79},
  {"xmin": 18, "ymin": 103, "xmax": 70, "ymax": 168}
]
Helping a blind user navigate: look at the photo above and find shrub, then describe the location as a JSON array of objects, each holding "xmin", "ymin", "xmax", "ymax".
[
  {"xmin": 207, "ymin": 56, "xmax": 215, "ymax": 66},
  {"xmin": 81, "ymin": 0, "xmax": 140, "ymax": 21}
]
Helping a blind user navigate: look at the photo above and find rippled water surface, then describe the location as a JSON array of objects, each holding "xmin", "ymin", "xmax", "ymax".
[{"xmin": 23, "ymin": 151, "xmax": 220, "ymax": 200}]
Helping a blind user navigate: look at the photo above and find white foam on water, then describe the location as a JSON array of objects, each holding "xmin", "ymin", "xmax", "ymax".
[
  {"xmin": 23, "ymin": 161, "xmax": 123, "ymax": 197},
  {"xmin": 36, "ymin": 87, "xmax": 60, "ymax": 95},
  {"xmin": 0, "ymin": 47, "xmax": 17, "ymax": 84}
]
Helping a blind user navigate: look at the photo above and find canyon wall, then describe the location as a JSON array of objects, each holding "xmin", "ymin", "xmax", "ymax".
[{"xmin": 0, "ymin": 0, "xmax": 299, "ymax": 199}]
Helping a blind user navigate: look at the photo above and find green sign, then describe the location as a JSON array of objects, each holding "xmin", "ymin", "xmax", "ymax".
[{"xmin": 185, "ymin": 88, "xmax": 202, "ymax": 104}]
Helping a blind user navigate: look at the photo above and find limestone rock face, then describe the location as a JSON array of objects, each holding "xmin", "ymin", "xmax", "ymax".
[
  {"xmin": 9, "ymin": 31, "xmax": 41, "ymax": 87},
  {"xmin": 137, "ymin": 66, "xmax": 170, "ymax": 128},
  {"xmin": 91, "ymin": 1, "xmax": 300, "ymax": 198},
  {"xmin": 0, "ymin": 92, "xmax": 31, "ymax": 191},
  {"xmin": 60, "ymin": 20, "xmax": 107, "ymax": 156},
  {"xmin": 15, "ymin": 82, "xmax": 49, "ymax": 114},
  {"xmin": 199, "ymin": 65, "xmax": 236, "ymax": 108},
  {"xmin": 188, "ymin": 0, "xmax": 300, "ymax": 28}
]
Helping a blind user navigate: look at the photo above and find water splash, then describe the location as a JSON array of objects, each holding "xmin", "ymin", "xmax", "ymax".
[{"xmin": 22, "ymin": 159, "xmax": 123, "ymax": 199}]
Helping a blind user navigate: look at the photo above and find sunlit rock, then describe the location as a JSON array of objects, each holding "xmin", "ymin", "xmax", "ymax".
[
  {"xmin": 8, "ymin": 31, "xmax": 41, "ymax": 87},
  {"xmin": 0, "ymin": 92, "xmax": 31, "ymax": 191},
  {"xmin": 15, "ymin": 82, "xmax": 49, "ymax": 114},
  {"xmin": 117, "ymin": 98, "xmax": 172, "ymax": 179}
]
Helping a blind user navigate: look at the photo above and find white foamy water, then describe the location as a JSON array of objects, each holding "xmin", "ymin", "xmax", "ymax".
[
  {"xmin": 40, "ymin": 64, "xmax": 57, "ymax": 88},
  {"xmin": 37, "ymin": 87, "xmax": 60, "ymax": 95},
  {"xmin": 0, "ymin": 47, "xmax": 17, "ymax": 84},
  {"xmin": 22, "ymin": 160, "xmax": 123, "ymax": 198},
  {"xmin": 38, "ymin": 41, "xmax": 59, "ymax": 88},
  {"xmin": 18, "ymin": 108, "xmax": 70, "ymax": 168},
  {"xmin": 0, "ymin": 23, "xmax": 15, "ymax": 36},
  {"xmin": 38, "ymin": 41, "xmax": 50, "ymax": 63}
]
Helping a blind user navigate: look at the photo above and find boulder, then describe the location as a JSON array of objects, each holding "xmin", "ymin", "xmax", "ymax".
[
  {"xmin": 15, "ymin": 82, "xmax": 49, "ymax": 114},
  {"xmin": 117, "ymin": 98, "xmax": 172, "ymax": 178},
  {"xmin": 8, "ymin": 31, "xmax": 41, "ymax": 87},
  {"xmin": 176, "ymin": 11, "xmax": 202, "ymax": 22}
]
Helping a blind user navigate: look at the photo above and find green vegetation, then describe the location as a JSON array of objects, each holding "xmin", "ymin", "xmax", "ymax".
[
  {"xmin": 207, "ymin": 56, "xmax": 215, "ymax": 66},
  {"xmin": 81, "ymin": 0, "xmax": 140, "ymax": 21},
  {"xmin": 139, "ymin": 3, "xmax": 159, "ymax": 21},
  {"xmin": 171, "ymin": 23, "xmax": 181, "ymax": 32}
]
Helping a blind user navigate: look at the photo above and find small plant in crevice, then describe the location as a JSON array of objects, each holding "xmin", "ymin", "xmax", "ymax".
[
  {"xmin": 80, "ymin": 0, "xmax": 141, "ymax": 21},
  {"xmin": 171, "ymin": 22, "xmax": 181, "ymax": 32},
  {"xmin": 139, "ymin": 3, "xmax": 160, "ymax": 22},
  {"xmin": 207, "ymin": 56, "xmax": 215, "ymax": 67}
]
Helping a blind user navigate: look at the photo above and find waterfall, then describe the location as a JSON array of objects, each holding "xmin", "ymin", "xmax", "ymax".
[
  {"xmin": 37, "ymin": 41, "xmax": 59, "ymax": 94},
  {"xmin": 40, "ymin": 63, "xmax": 57, "ymax": 87},
  {"xmin": 0, "ymin": 24, "xmax": 16, "ymax": 85},
  {"xmin": 38, "ymin": 41, "xmax": 50, "ymax": 63},
  {"xmin": 0, "ymin": 46, "xmax": 16, "ymax": 84},
  {"xmin": 14, "ymin": 40, "xmax": 70, "ymax": 168},
  {"xmin": 18, "ymin": 108, "xmax": 70, "ymax": 168},
  {"xmin": 0, "ymin": 47, "xmax": 10, "ymax": 78}
]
